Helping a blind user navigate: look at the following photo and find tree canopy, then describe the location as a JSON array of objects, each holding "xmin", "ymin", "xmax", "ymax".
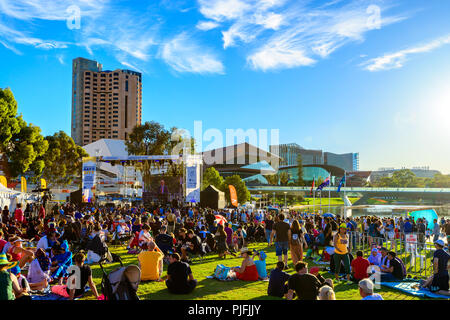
[
  {"xmin": 41, "ymin": 131, "xmax": 88, "ymax": 187},
  {"xmin": 0, "ymin": 88, "xmax": 49, "ymax": 178},
  {"xmin": 202, "ymin": 167, "xmax": 224, "ymax": 191}
]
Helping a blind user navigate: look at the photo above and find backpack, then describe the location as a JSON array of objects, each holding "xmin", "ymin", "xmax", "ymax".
[{"xmin": 214, "ymin": 264, "xmax": 232, "ymax": 281}]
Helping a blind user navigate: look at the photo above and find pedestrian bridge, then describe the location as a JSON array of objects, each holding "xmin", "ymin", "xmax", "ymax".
[{"xmin": 247, "ymin": 186, "xmax": 450, "ymax": 203}]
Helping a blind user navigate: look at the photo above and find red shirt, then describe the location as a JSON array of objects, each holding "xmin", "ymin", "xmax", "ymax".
[
  {"xmin": 39, "ymin": 207, "xmax": 46, "ymax": 219},
  {"xmin": 351, "ymin": 256, "xmax": 370, "ymax": 280},
  {"xmin": 14, "ymin": 208, "xmax": 24, "ymax": 223}
]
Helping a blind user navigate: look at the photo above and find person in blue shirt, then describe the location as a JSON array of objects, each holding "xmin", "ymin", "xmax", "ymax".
[
  {"xmin": 404, "ymin": 219, "xmax": 413, "ymax": 234},
  {"xmin": 50, "ymin": 244, "xmax": 72, "ymax": 282},
  {"xmin": 359, "ymin": 279, "xmax": 383, "ymax": 300},
  {"xmin": 368, "ymin": 248, "xmax": 382, "ymax": 266}
]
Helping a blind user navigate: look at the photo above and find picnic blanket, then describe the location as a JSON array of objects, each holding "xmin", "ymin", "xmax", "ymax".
[
  {"xmin": 31, "ymin": 286, "xmax": 90, "ymax": 301},
  {"xmin": 380, "ymin": 281, "xmax": 450, "ymax": 299}
]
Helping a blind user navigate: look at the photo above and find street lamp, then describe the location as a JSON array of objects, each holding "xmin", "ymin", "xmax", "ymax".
[{"xmin": 284, "ymin": 191, "xmax": 287, "ymax": 208}]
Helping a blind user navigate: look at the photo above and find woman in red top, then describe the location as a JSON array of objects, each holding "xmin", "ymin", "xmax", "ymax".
[
  {"xmin": 233, "ymin": 248, "xmax": 259, "ymax": 281},
  {"xmin": 8, "ymin": 237, "xmax": 34, "ymax": 268},
  {"xmin": 14, "ymin": 203, "xmax": 24, "ymax": 225}
]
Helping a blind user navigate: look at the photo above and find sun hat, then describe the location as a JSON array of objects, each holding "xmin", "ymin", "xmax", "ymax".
[
  {"xmin": 371, "ymin": 248, "xmax": 378, "ymax": 253},
  {"xmin": 339, "ymin": 223, "xmax": 347, "ymax": 229},
  {"xmin": 0, "ymin": 253, "xmax": 18, "ymax": 270},
  {"xmin": 434, "ymin": 239, "xmax": 445, "ymax": 247},
  {"xmin": 240, "ymin": 247, "xmax": 252, "ymax": 255}
]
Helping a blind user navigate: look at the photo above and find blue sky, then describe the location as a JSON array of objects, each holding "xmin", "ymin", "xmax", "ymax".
[{"xmin": 0, "ymin": 0, "xmax": 450, "ymax": 173}]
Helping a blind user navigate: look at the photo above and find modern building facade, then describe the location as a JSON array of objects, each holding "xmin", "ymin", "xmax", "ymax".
[
  {"xmin": 270, "ymin": 143, "xmax": 324, "ymax": 167},
  {"xmin": 324, "ymin": 152, "xmax": 359, "ymax": 172},
  {"xmin": 202, "ymin": 142, "xmax": 280, "ymax": 181},
  {"xmin": 71, "ymin": 57, "xmax": 142, "ymax": 146}
]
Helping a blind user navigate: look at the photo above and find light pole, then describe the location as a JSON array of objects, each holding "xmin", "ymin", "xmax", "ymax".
[
  {"xmin": 284, "ymin": 191, "xmax": 287, "ymax": 208},
  {"xmin": 273, "ymin": 192, "xmax": 275, "ymax": 205}
]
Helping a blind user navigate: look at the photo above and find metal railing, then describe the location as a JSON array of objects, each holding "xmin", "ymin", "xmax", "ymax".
[{"xmin": 347, "ymin": 231, "xmax": 440, "ymax": 279}]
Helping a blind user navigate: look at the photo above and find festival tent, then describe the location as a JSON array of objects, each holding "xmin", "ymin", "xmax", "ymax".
[
  {"xmin": 0, "ymin": 184, "xmax": 38, "ymax": 212},
  {"xmin": 200, "ymin": 185, "xmax": 225, "ymax": 209},
  {"xmin": 408, "ymin": 209, "xmax": 439, "ymax": 230}
]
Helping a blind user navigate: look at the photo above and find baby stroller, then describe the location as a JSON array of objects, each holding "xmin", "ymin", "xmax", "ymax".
[{"xmin": 98, "ymin": 256, "xmax": 141, "ymax": 300}]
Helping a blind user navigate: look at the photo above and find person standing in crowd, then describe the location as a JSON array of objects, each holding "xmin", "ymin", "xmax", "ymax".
[
  {"xmin": 359, "ymin": 278, "xmax": 383, "ymax": 300},
  {"xmin": 14, "ymin": 204, "xmax": 24, "ymax": 225},
  {"xmin": 288, "ymin": 220, "xmax": 307, "ymax": 265},
  {"xmin": 264, "ymin": 215, "xmax": 274, "ymax": 245},
  {"xmin": 333, "ymin": 224, "xmax": 352, "ymax": 284},
  {"xmin": 270, "ymin": 213, "xmax": 290, "ymax": 269},
  {"xmin": 432, "ymin": 219, "xmax": 441, "ymax": 243}
]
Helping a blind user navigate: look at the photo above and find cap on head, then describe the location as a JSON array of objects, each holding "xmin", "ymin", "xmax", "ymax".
[{"xmin": 434, "ymin": 239, "xmax": 445, "ymax": 247}]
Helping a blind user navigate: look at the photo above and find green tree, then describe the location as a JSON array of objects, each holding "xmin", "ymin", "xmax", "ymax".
[
  {"xmin": 202, "ymin": 167, "xmax": 224, "ymax": 191},
  {"xmin": 223, "ymin": 175, "xmax": 250, "ymax": 205},
  {"xmin": 0, "ymin": 88, "xmax": 21, "ymax": 152},
  {"xmin": 296, "ymin": 154, "xmax": 304, "ymax": 186},
  {"xmin": 279, "ymin": 171, "xmax": 289, "ymax": 186},
  {"xmin": 41, "ymin": 131, "xmax": 88, "ymax": 187},
  {"xmin": 6, "ymin": 117, "xmax": 48, "ymax": 178},
  {"xmin": 125, "ymin": 121, "xmax": 172, "ymax": 191},
  {"xmin": 265, "ymin": 174, "xmax": 279, "ymax": 185},
  {"xmin": 425, "ymin": 173, "xmax": 450, "ymax": 188}
]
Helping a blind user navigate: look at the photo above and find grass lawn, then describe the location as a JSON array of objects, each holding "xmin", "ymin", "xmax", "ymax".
[
  {"xmin": 81, "ymin": 241, "xmax": 428, "ymax": 301},
  {"xmin": 287, "ymin": 197, "xmax": 360, "ymax": 208}
]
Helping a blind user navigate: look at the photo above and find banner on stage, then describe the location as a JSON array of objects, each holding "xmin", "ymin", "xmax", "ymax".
[{"xmin": 82, "ymin": 157, "xmax": 96, "ymax": 203}]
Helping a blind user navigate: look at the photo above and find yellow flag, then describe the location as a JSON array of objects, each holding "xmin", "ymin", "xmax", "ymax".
[
  {"xmin": 21, "ymin": 176, "xmax": 27, "ymax": 193},
  {"xmin": 0, "ymin": 176, "xmax": 6, "ymax": 188}
]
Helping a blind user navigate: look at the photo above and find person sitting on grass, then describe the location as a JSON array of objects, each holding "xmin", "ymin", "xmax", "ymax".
[
  {"xmin": 418, "ymin": 240, "xmax": 450, "ymax": 295},
  {"xmin": 7, "ymin": 237, "xmax": 34, "ymax": 269},
  {"xmin": 286, "ymin": 261, "xmax": 329, "ymax": 300},
  {"xmin": 267, "ymin": 261, "xmax": 290, "ymax": 298},
  {"xmin": 232, "ymin": 247, "xmax": 259, "ymax": 281},
  {"xmin": 368, "ymin": 248, "xmax": 382, "ymax": 267},
  {"xmin": 166, "ymin": 253, "xmax": 197, "ymax": 294},
  {"xmin": 351, "ymin": 250, "xmax": 370, "ymax": 283},
  {"xmin": 49, "ymin": 243, "xmax": 72, "ymax": 283},
  {"xmin": 26, "ymin": 248, "xmax": 51, "ymax": 291},
  {"xmin": 185, "ymin": 229, "xmax": 204, "ymax": 258},
  {"xmin": 138, "ymin": 224, "xmax": 153, "ymax": 248},
  {"xmin": 252, "ymin": 250, "xmax": 268, "ymax": 280},
  {"xmin": 318, "ymin": 285, "xmax": 336, "ymax": 300},
  {"xmin": 359, "ymin": 278, "xmax": 383, "ymax": 300},
  {"xmin": 138, "ymin": 241, "xmax": 164, "ymax": 282},
  {"xmin": 51, "ymin": 251, "xmax": 99, "ymax": 300},
  {"xmin": 0, "ymin": 253, "xmax": 30, "ymax": 300},
  {"xmin": 380, "ymin": 251, "xmax": 404, "ymax": 282}
]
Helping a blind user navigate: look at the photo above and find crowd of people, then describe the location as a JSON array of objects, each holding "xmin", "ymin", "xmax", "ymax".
[{"xmin": 0, "ymin": 200, "xmax": 449, "ymax": 300}]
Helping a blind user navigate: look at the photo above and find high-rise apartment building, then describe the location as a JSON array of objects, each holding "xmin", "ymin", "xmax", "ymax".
[{"xmin": 71, "ymin": 57, "xmax": 142, "ymax": 146}]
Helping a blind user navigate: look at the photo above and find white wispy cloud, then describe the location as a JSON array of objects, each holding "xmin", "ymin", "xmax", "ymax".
[
  {"xmin": 0, "ymin": 0, "xmax": 108, "ymax": 21},
  {"xmin": 197, "ymin": 0, "xmax": 407, "ymax": 71},
  {"xmin": 362, "ymin": 34, "xmax": 450, "ymax": 71},
  {"xmin": 196, "ymin": 21, "xmax": 220, "ymax": 31},
  {"xmin": 159, "ymin": 33, "xmax": 224, "ymax": 74}
]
